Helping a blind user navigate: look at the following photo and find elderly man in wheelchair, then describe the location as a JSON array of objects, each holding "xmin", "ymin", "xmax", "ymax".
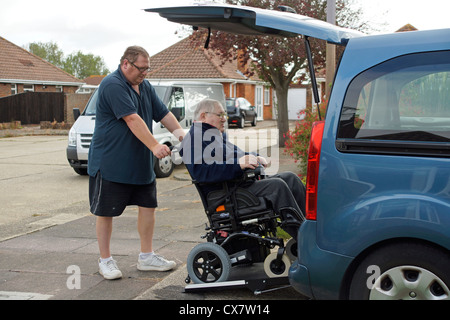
[{"xmin": 179, "ymin": 99, "xmax": 305, "ymax": 284}]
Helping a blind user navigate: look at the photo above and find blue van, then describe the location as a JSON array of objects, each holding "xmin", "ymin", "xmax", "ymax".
[{"xmin": 149, "ymin": 4, "xmax": 450, "ymax": 300}]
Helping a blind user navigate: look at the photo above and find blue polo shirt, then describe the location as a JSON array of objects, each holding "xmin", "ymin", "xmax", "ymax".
[{"xmin": 88, "ymin": 66, "xmax": 169, "ymax": 184}]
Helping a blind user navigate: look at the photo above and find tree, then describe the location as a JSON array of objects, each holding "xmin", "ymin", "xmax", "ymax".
[
  {"xmin": 27, "ymin": 42, "xmax": 110, "ymax": 79},
  {"xmin": 189, "ymin": 0, "xmax": 368, "ymax": 145},
  {"xmin": 28, "ymin": 41, "xmax": 65, "ymax": 69},
  {"xmin": 64, "ymin": 51, "xmax": 110, "ymax": 79}
]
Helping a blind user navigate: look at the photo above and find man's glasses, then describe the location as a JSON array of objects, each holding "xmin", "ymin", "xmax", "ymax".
[
  {"xmin": 128, "ymin": 60, "xmax": 151, "ymax": 73},
  {"xmin": 205, "ymin": 112, "xmax": 227, "ymax": 119}
]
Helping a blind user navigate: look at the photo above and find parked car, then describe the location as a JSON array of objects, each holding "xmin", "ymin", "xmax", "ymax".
[
  {"xmin": 149, "ymin": 4, "xmax": 450, "ymax": 300},
  {"xmin": 226, "ymin": 97, "xmax": 257, "ymax": 128}
]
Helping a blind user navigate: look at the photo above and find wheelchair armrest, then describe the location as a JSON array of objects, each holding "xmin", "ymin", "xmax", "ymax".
[{"xmin": 192, "ymin": 165, "xmax": 265, "ymax": 188}]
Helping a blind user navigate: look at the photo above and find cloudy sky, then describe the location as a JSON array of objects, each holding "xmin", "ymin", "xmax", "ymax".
[{"xmin": 1, "ymin": 0, "xmax": 449, "ymax": 71}]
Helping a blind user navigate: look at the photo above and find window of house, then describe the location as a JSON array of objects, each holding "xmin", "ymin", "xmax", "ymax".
[
  {"xmin": 55, "ymin": 86, "xmax": 63, "ymax": 92},
  {"xmin": 11, "ymin": 84, "xmax": 17, "ymax": 95},
  {"xmin": 264, "ymin": 87, "xmax": 270, "ymax": 105},
  {"xmin": 23, "ymin": 84, "xmax": 34, "ymax": 92}
]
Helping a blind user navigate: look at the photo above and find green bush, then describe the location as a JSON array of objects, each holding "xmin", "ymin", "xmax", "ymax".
[{"xmin": 283, "ymin": 100, "xmax": 327, "ymax": 178}]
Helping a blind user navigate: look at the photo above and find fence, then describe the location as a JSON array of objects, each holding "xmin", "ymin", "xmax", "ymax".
[{"xmin": 0, "ymin": 92, "xmax": 65, "ymax": 125}]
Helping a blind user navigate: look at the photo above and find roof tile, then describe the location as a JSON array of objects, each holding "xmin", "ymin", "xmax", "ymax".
[
  {"xmin": 148, "ymin": 37, "xmax": 259, "ymax": 81},
  {"xmin": 0, "ymin": 36, "xmax": 82, "ymax": 83}
]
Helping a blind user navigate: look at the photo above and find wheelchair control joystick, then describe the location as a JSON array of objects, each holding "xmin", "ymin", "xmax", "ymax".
[{"xmin": 244, "ymin": 165, "xmax": 266, "ymax": 181}]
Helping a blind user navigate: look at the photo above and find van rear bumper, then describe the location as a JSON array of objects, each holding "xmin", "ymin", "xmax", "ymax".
[
  {"xmin": 289, "ymin": 221, "xmax": 353, "ymax": 300},
  {"xmin": 289, "ymin": 261, "xmax": 314, "ymax": 298}
]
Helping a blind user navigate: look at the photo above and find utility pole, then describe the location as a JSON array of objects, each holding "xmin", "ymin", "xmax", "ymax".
[{"xmin": 326, "ymin": 0, "xmax": 336, "ymax": 99}]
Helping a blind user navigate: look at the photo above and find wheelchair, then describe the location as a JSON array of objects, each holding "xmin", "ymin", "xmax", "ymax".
[{"xmin": 185, "ymin": 166, "xmax": 300, "ymax": 285}]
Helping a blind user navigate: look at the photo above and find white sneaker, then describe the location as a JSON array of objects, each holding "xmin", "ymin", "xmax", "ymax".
[
  {"xmin": 137, "ymin": 254, "xmax": 176, "ymax": 271},
  {"xmin": 98, "ymin": 258, "xmax": 122, "ymax": 280}
]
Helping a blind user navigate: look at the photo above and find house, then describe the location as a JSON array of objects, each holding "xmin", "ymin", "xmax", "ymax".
[
  {"xmin": 147, "ymin": 37, "xmax": 274, "ymax": 120},
  {"xmin": 77, "ymin": 75, "xmax": 107, "ymax": 93},
  {"xmin": 396, "ymin": 24, "xmax": 418, "ymax": 32},
  {"xmin": 0, "ymin": 36, "xmax": 84, "ymax": 98}
]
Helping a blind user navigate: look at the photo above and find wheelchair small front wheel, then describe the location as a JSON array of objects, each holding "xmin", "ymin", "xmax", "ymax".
[
  {"xmin": 263, "ymin": 252, "xmax": 291, "ymax": 278},
  {"xmin": 187, "ymin": 243, "xmax": 231, "ymax": 284}
]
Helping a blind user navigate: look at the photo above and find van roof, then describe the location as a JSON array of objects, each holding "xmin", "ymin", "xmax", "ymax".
[
  {"xmin": 341, "ymin": 28, "xmax": 450, "ymax": 75},
  {"xmin": 148, "ymin": 80, "xmax": 223, "ymax": 86}
]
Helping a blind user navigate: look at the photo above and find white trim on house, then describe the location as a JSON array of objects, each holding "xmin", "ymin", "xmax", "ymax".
[{"xmin": 0, "ymin": 78, "xmax": 84, "ymax": 87}]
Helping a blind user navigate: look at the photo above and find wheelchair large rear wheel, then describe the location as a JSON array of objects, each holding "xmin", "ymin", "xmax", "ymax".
[{"xmin": 187, "ymin": 243, "xmax": 231, "ymax": 284}]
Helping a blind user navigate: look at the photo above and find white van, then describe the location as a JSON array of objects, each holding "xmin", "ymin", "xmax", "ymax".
[{"xmin": 67, "ymin": 81, "xmax": 226, "ymax": 177}]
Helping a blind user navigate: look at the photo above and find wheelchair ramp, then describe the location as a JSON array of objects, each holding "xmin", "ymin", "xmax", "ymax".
[{"xmin": 184, "ymin": 263, "xmax": 290, "ymax": 295}]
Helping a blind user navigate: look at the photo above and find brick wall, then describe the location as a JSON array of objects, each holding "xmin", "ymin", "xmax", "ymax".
[
  {"xmin": 0, "ymin": 83, "xmax": 79, "ymax": 98},
  {"xmin": 0, "ymin": 84, "xmax": 10, "ymax": 97},
  {"xmin": 64, "ymin": 93, "xmax": 92, "ymax": 124}
]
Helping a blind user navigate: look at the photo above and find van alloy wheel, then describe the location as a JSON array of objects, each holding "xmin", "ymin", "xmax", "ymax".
[
  {"xmin": 349, "ymin": 242, "xmax": 450, "ymax": 300},
  {"xmin": 154, "ymin": 154, "xmax": 175, "ymax": 178},
  {"xmin": 369, "ymin": 265, "xmax": 450, "ymax": 300}
]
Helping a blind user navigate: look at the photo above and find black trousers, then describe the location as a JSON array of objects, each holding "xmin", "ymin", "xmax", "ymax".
[{"xmin": 246, "ymin": 172, "xmax": 306, "ymax": 240}]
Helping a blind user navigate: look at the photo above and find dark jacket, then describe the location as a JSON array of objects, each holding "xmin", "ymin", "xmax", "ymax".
[{"xmin": 180, "ymin": 122, "xmax": 248, "ymax": 195}]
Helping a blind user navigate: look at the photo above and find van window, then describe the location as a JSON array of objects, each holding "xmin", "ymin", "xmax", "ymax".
[
  {"xmin": 83, "ymin": 85, "xmax": 170, "ymax": 117},
  {"xmin": 167, "ymin": 87, "xmax": 185, "ymax": 121},
  {"xmin": 154, "ymin": 86, "xmax": 168, "ymax": 101},
  {"xmin": 337, "ymin": 51, "xmax": 450, "ymax": 156},
  {"xmin": 184, "ymin": 85, "xmax": 224, "ymax": 113},
  {"xmin": 84, "ymin": 90, "xmax": 99, "ymax": 115}
]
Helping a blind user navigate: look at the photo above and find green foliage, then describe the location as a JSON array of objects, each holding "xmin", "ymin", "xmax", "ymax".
[
  {"xmin": 197, "ymin": 0, "xmax": 369, "ymax": 146},
  {"xmin": 28, "ymin": 41, "xmax": 65, "ymax": 69},
  {"xmin": 284, "ymin": 100, "xmax": 327, "ymax": 178},
  {"xmin": 27, "ymin": 41, "xmax": 110, "ymax": 79},
  {"xmin": 64, "ymin": 51, "xmax": 110, "ymax": 79}
]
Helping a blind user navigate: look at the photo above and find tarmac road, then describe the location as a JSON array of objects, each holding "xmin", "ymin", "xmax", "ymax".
[{"xmin": 0, "ymin": 124, "xmax": 308, "ymax": 301}]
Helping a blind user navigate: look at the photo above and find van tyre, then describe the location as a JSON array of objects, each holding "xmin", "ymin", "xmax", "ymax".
[
  {"xmin": 154, "ymin": 154, "xmax": 175, "ymax": 178},
  {"xmin": 187, "ymin": 242, "xmax": 231, "ymax": 284},
  {"xmin": 349, "ymin": 242, "xmax": 450, "ymax": 300}
]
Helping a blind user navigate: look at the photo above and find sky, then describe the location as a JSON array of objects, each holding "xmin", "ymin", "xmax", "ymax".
[{"xmin": 1, "ymin": 0, "xmax": 449, "ymax": 73}]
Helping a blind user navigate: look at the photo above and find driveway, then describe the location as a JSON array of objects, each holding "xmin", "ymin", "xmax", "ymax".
[{"xmin": 0, "ymin": 125, "xmax": 307, "ymax": 301}]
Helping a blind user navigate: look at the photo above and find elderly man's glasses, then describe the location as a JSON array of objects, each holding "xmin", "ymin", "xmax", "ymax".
[
  {"xmin": 205, "ymin": 112, "xmax": 227, "ymax": 119},
  {"xmin": 128, "ymin": 60, "xmax": 151, "ymax": 73}
]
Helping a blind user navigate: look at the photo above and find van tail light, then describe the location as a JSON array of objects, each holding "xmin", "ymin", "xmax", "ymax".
[{"xmin": 305, "ymin": 121, "xmax": 325, "ymax": 221}]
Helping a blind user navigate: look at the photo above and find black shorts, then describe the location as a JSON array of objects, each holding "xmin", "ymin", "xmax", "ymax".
[{"xmin": 89, "ymin": 172, "xmax": 157, "ymax": 217}]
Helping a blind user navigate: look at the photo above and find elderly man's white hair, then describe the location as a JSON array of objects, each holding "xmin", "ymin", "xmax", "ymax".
[{"xmin": 194, "ymin": 99, "xmax": 223, "ymax": 121}]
